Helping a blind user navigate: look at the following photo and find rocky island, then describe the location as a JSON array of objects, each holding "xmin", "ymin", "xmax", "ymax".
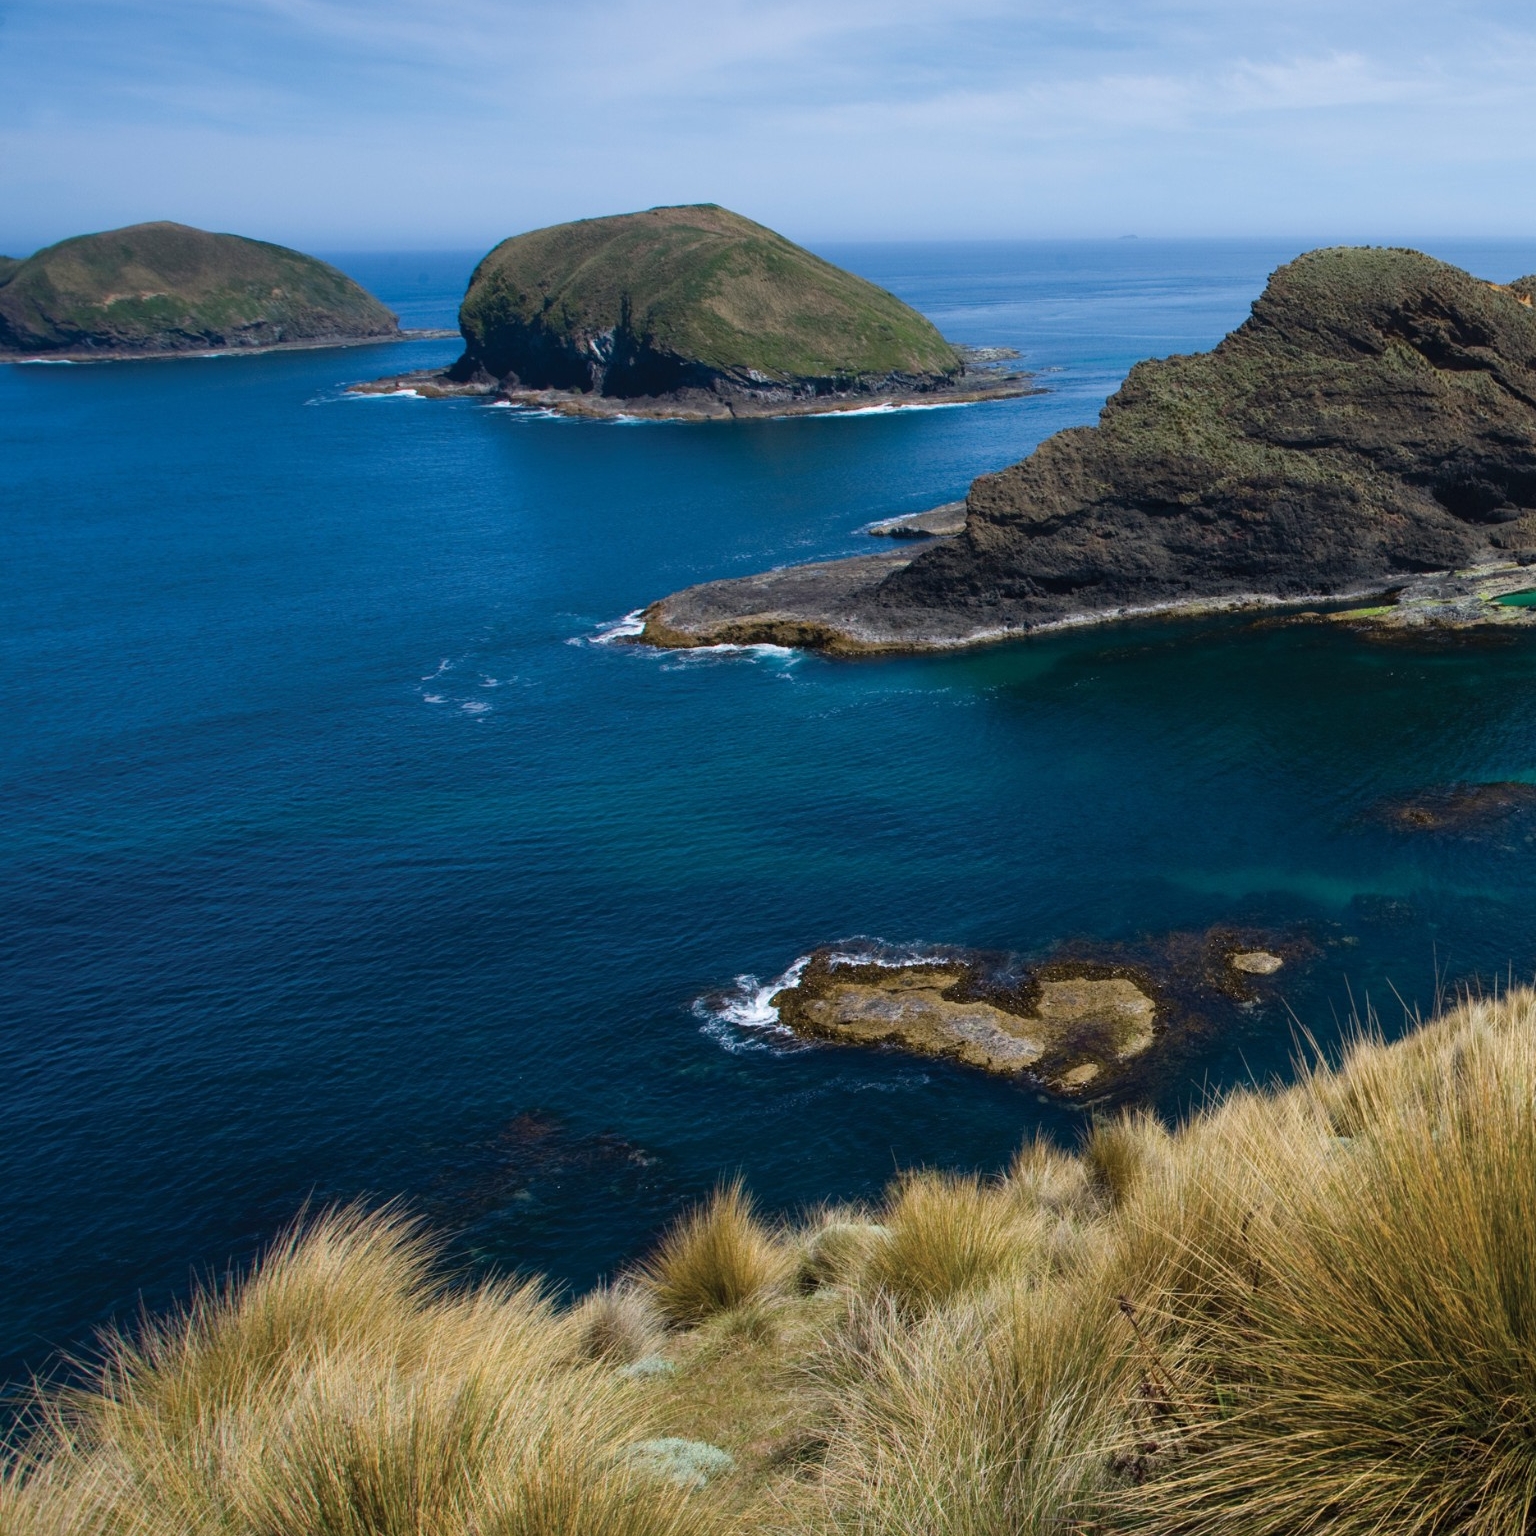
[
  {"xmin": 0, "ymin": 222, "xmax": 400, "ymax": 357},
  {"xmin": 638, "ymin": 246, "xmax": 1536, "ymax": 651},
  {"xmin": 354, "ymin": 203, "xmax": 1030, "ymax": 418}
]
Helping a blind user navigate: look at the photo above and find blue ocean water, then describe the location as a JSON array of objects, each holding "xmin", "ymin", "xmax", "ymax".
[{"xmin": 6, "ymin": 238, "xmax": 1536, "ymax": 1390}]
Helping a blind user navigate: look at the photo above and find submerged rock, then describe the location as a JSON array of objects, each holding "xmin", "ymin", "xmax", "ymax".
[
  {"xmin": 639, "ymin": 248, "xmax": 1536, "ymax": 651},
  {"xmin": 1372, "ymin": 781, "xmax": 1536, "ymax": 835},
  {"xmin": 0, "ymin": 222, "xmax": 399, "ymax": 356},
  {"xmin": 355, "ymin": 204, "xmax": 1032, "ymax": 417}
]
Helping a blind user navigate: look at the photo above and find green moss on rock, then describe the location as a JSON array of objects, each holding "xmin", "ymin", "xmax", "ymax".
[
  {"xmin": 452, "ymin": 204, "xmax": 961, "ymax": 400},
  {"xmin": 0, "ymin": 222, "xmax": 398, "ymax": 355}
]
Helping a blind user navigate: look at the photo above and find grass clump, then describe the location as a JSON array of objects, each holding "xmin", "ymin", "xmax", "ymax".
[
  {"xmin": 864, "ymin": 1170, "xmax": 1042, "ymax": 1312},
  {"xmin": 573, "ymin": 1280, "xmax": 665, "ymax": 1365},
  {"xmin": 641, "ymin": 1179, "xmax": 790, "ymax": 1326}
]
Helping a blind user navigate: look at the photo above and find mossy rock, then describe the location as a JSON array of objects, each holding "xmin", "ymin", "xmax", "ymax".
[
  {"xmin": 0, "ymin": 222, "xmax": 398, "ymax": 355},
  {"xmin": 452, "ymin": 203, "xmax": 961, "ymax": 400}
]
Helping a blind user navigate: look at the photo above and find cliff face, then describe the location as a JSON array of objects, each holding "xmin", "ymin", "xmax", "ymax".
[
  {"xmin": 0, "ymin": 223, "xmax": 399, "ymax": 355},
  {"xmin": 879, "ymin": 247, "xmax": 1536, "ymax": 628},
  {"xmin": 451, "ymin": 204, "xmax": 962, "ymax": 401},
  {"xmin": 640, "ymin": 248, "xmax": 1536, "ymax": 651}
]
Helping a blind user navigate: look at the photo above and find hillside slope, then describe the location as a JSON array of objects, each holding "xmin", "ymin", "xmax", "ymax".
[
  {"xmin": 0, "ymin": 222, "xmax": 399, "ymax": 355},
  {"xmin": 450, "ymin": 203, "xmax": 963, "ymax": 399}
]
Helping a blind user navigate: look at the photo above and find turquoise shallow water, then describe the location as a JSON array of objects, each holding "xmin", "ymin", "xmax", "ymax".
[{"xmin": 5, "ymin": 239, "xmax": 1536, "ymax": 1389}]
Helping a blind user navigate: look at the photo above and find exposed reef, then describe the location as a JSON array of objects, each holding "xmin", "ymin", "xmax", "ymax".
[
  {"xmin": 353, "ymin": 204, "xmax": 1032, "ymax": 417},
  {"xmin": 637, "ymin": 248, "xmax": 1536, "ymax": 652},
  {"xmin": 0, "ymin": 222, "xmax": 400, "ymax": 357},
  {"xmin": 758, "ymin": 929, "xmax": 1313, "ymax": 1101}
]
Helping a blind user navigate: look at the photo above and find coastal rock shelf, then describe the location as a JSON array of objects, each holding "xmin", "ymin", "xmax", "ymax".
[
  {"xmin": 637, "ymin": 247, "xmax": 1536, "ymax": 652},
  {"xmin": 754, "ymin": 930, "xmax": 1310, "ymax": 1101},
  {"xmin": 353, "ymin": 204, "xmax": 1032, "ymax": 418}
]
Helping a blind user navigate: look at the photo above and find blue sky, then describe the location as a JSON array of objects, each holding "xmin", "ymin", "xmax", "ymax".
[{"xmin": 4, "ymin": 0, "xmax": 1536, "ymax": 252}]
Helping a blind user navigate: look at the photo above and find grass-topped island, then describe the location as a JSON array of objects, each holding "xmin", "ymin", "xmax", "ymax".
[
  {"xmin": 355, "ymin": 204, "xmax": 1031, "ymax": 418},
  {"xmin": 0, "ymin": 222, "xmax": 402, "ymax": 357}
]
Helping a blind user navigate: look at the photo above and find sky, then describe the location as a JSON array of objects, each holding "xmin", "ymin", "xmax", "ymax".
[{"xmin": 4, "ymin": 0, "xmax": 1536, "ymax": 253}]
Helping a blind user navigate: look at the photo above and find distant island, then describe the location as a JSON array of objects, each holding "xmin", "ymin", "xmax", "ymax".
[
  {"xmin": 638, "ymin": 247, "xmax": 1536, "ymax": 649},
  {"xmin": 355, "ymin": 203, "xmax": 1031, "ymax": 418},
  {"xmin": 0, "ymin": 222, "xmax": 401, "ymax": 357}
]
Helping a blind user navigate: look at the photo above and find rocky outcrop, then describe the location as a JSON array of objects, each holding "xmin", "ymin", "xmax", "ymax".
[
  {"xmin": 638, "ymin": 248, "xmax": 1536, "ymax": 650},
  {"xmin": 355, "ymin": 205, "xmax": 1031, "ymax": 417},
  {"xmin": 0, "ymin": 223, "xmax": 399, "ymax": 356},
  {"xmin": 757, "ymin": 929, "xmax": 1313, "ymax": 1100}
]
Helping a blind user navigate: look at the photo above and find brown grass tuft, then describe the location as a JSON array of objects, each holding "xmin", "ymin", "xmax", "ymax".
[
  {"xmin": 641, "ymin": 1179, "xmax": 791, "ymax": 1327},
  {"xmin": 864, "ymin": 1171, "xmax": 1042, "ymax": 1312}
]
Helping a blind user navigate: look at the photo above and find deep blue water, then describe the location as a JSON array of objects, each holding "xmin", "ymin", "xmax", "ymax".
[{"xmin": 6, "ymin": 238, "xmax": 1536, "ymax": 1390}]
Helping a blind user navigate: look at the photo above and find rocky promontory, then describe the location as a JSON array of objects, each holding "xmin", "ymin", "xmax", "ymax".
[
  {"xmin": 354, "ymin": 204, "xmax": 1031, "ymax": 418},
  {"xmin": 0, "ymin": 222, "xmax": 400, "ymax": 357},
  {"xmin": 638, "ymin": 247, "xmax": 1536, "ymax": 650}
]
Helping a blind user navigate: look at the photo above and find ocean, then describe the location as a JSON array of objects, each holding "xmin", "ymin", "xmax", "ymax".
[{"xmin": 5, "ymin": 237, "xmax": 1536, "ymax": 1390}]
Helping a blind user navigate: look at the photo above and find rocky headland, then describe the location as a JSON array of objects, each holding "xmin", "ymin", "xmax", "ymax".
[
  {"xmin": 0, "ymin": 222, "xmax": 401, "ymax": 357},
  {"xmin": 353, "ymin": 203, "xmax": 1031, "ymax": 418},
  {"xmin": 748, "ymin": 928, "xmax": 1313, "ymax": 1102},
  {"xmin": 637, "ymin": 247, "xmax": 1536, "ymax": 652}
]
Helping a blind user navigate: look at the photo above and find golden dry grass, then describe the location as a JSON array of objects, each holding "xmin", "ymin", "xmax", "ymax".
[
  {"xmin": 0, "ymin": 1208, "xmax": 720, "ymax": 1536},
  {"xmin": 12, "ymin": 990, "xmax": 1536, "ymax": 1536},
  {"xmin": 641, "ymin": 1179, "xmax": 793, "ymax": 1327}
]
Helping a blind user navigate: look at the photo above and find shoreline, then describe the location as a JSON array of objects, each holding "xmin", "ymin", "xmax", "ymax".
[
  {"xmin": 349, "ymin": 365, "xmax": 1036, "ymax": 421},
  {"xmin": 0, "ymin": 329, "xmax": 457, "ymax": 365},
  {"xmin": 633, "ymin": 549, "xmax": 1536, "ymax": 657}
]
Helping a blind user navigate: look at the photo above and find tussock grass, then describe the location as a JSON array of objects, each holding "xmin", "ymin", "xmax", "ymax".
[
  {"xmin": 1125, "ymin": 992, "xmax": 1536, "ymax": 1536},
  {"xmin": 574, "ymin": 1280, "xmax": 665, "ymax": 1364},
  {"xmin": 642, "ymin": 1179, "xmax": 791, "ymax": 1326},
  {"xmin": 864, "ymin": 1171, "xmax": 1044, "ymax": 1312},
  {"xmin": 14, "ymin": 990, "xmax": 1536, "ymax": 1536},
  {"xmin": 1, "ymin": 1208, "xmax": 718, "ymax": 1536}
]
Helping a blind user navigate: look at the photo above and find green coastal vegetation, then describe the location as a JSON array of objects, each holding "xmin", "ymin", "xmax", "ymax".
[
  {"xmin": 9, "ymin": 986, "xmax": 1536, "ymax": 1535},
  {"xmin": 0, "ymin": 222, "xmax": 399, "ymax": 356},
  {"xmin": 451, "ymin": 203, "xmax": 963, "ymax": 399}
]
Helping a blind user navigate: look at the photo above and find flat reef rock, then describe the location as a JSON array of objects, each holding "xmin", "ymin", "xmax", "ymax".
[
  {"xmin": 766, "ymin": 930, "xmax": 1312, "ymax": 1100},
  {"xmin": 353, "ymin": 205, "xmax": 1031, "ymax": 418},
  {"xmin": 0, "ymin": 223, "xmax": 400, "ymax": 356},
  {"xmin": 638, "ymin": 247, "xmax": 1536, "ymax": 651}
]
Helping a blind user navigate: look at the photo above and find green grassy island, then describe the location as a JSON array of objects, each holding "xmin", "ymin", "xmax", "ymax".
[
  {"xmin": 0, "ymin": 222, "xmax": 399, "ymax": 357},
  {"xmin": 8, "ymin": 987, "xmax": 1536, "ymax": 1535},
  {"xmin": 356, "ymin": 204, "xmax": 1031, "ymax": 417}
]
